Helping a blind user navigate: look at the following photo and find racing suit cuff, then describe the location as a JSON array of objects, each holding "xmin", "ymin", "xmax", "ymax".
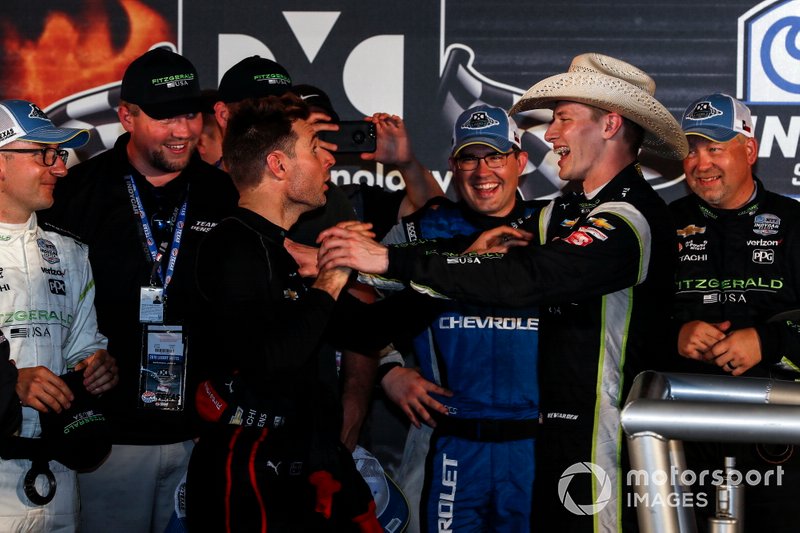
[
  {"xmin": 754, "ymin": 322, "xmax": 782, "ymax": 365},
  {"xmin": 375, "ymin": 362, "xmax": 402, "ymax": 384},
  {"xmin": 386, "ymin": 246, "xmax": 415, "ymax": 281}
]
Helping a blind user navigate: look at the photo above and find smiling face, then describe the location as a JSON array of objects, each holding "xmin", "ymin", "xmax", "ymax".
[
  {"xmin": 0, "ymin": 141, "xmax": 68, "ymax": 223},
  {"xmin": 544, "ymin": 101, "xmax": 608, "ymax": 184},
  {"xmin": 683, "ymin": 134, "xmax": 757, "ymax": 209},
  {"xmin": 450, "ymin": 144, "xmax": 527, "ymax": 217},
  {"xmin": 120, "ymin": 103, "xmax": 202, "ymax": 178}
]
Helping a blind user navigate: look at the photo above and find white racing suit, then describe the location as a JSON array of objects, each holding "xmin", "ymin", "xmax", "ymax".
[{"xmin": 0, "ymin": 214, "xmax": 107, "ymax": 532}]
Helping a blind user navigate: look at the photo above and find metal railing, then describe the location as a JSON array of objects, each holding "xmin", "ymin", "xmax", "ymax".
[{"xmin": 620, "ymin": 371, "xmax": 800, "ymax": 532}]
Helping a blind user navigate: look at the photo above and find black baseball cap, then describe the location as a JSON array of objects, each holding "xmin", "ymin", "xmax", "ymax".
[
  {"xmin": 292, "ymin": 84, "xmax": 340, "ymax": 123},
  {"xmin": 217, "ymin": 56, "xmax": 292, "ymax": 103},
  {"xmin": 0, "ymin": 369, "xmax": 110, "ymax": 471},
  {"xmin": 39, "ymin": 370, "xmax": 110, "ymax": 470},
  {"xmin": 120, "ymin": 48, "xmax": 203, "ymax": 120}
]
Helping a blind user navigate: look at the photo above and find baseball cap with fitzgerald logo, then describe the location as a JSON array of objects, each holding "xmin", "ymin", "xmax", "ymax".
[
  {"xmin": 217, "ymin": 55, "xmax": 292, "ymax": 104},
  {"xmin": 120, "ymin": 48, "xmax": 203, "ymax": 120}
]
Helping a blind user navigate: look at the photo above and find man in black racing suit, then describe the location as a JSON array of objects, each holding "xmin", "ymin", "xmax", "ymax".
[
  {"xmin": 671, "ymin": 92, "xmax": 800, "ymax": 533},
  {"xmin": 318, "ymin": 53, "xmax": 688, "ymax": 532}
]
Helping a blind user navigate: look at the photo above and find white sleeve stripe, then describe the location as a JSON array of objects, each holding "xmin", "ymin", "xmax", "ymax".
[{"xmin": 588, "ymin": 202, "xmax": 651, "ymax": 284}]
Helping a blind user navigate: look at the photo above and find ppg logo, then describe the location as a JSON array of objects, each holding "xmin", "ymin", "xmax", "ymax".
[
  {"xmin": 48, "ymin": 279, "xmax": 66, "ymax": 295},
  {"xmin": 753, "ymin": 248, "xmax": 775, "ymax": 264},
  {"xmin": 738, "ymin": 0, "xmax": 800, "ymax": 102}
]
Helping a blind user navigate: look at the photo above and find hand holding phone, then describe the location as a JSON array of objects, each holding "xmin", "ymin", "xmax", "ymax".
[{"xmin": 319, "ymin": 121, "xmax": 377, "ymax": 153}]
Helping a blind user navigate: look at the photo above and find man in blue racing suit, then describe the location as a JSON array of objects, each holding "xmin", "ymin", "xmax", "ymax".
[{"xmin": 378, "ymin": 105, "xmax": 544, "ymax": 532}]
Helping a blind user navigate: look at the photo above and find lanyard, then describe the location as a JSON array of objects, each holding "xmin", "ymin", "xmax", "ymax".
[{"xmin": 125, "ymin": 175, "xmax": 188, "ymax": 296}]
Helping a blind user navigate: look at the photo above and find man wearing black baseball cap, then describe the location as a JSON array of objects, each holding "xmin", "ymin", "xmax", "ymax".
[
  {"xmin": 39, "ymin": 47, "xmax": 238, "ymax": 533},
  {"xmin": 212, "ymin": 55, "xmax": 293, "ymax": 137},
  {"xmin": 120, "ymin": 48, "xmax": 205, "ymax": 120}
]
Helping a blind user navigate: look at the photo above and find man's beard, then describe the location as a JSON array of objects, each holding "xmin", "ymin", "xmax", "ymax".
[{"xmin": 150, "ymin": 148, "xmax": 191, "ymax": 173}]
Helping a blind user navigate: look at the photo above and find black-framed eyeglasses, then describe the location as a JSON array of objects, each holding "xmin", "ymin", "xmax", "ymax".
[
  {"xmin": 0, "ymin": 147, "xmax": 69, "ymax": 167},
  {"xmin": 455, "ymin": 152, "xmax": 514, "ymax": 171}
]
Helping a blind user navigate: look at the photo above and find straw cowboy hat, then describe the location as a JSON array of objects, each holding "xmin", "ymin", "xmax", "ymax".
[{"xmin": 509, "ymin": 53, "xmax": 688, "ymax": 160}]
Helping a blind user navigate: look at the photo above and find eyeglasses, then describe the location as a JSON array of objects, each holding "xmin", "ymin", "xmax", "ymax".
[
  {"xmin": 455, "ymin": 152, "xmax": 514, "ymax": 171},
  {"xmin": 0, "ymin": 147, "xmax": 69, "ymax": 167}
]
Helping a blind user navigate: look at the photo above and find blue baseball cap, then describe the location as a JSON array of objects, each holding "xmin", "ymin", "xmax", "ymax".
[
  {"xmin": 0, "ymin": 100, "xmax": 89, "ymax": 149},
  {"xmin": 681, "ymin": 93, "xmax": 754, "ymax": 142},
  {"xmin": 452, "ymin": 104, "xmax": 521, "ymax": 156}
]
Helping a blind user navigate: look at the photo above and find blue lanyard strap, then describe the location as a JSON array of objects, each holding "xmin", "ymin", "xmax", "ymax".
[{"xmin": 125, "ymin": 175, "xmax": 188, "ymax": 295}]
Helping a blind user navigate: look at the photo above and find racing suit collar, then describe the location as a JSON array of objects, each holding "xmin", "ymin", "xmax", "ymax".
[
  {"xmin": 231, "ymin": 206, "xmax": 287, "ymax": 245},
  {"xmin": 693, "ymin": 177, "xmax": 765, "ymax": 220},
  {"xmin": 457, "ymin": 192, "xmax": 529, "ymax": 231}
]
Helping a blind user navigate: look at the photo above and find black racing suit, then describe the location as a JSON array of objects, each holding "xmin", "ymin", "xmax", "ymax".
[
  {"xmin": 670, "ymin": 178, "xmax": 800, "ymax": 532},
  {"xmin": 378, "ymin": 163, "xmax": 676, "ymax": 532},
  {"xmin": 186, "ymin": 208, "xmax": 381, "ymax": 532}
]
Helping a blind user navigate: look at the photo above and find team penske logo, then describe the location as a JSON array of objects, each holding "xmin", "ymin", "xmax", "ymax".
[{"xmin": 677, "ymin": 224, "xmax": 706, "ymax": 237}]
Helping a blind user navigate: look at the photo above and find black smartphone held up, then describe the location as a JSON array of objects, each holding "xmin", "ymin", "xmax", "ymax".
[{"xmin": 319, "ymin": 120, "xmax": 377, "ymax": 153}]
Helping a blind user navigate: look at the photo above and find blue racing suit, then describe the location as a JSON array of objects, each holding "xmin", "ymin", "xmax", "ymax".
[{"xmin": 384, "ymin": 197, "xmax": 545, "ymax": 533}]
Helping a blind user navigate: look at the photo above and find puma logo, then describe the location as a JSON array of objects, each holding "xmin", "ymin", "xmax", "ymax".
[{"xmin": 265, "ymin": 460, "xmax": 281, "ymax": 475}]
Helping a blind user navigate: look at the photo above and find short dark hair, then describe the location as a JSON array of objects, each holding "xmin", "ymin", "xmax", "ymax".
[
  {"xmin": 620, "ymin": 117, "xmax": 645, "ymax": 156},
  {"xmin": 223, "ymin": 94, "xmax": 310, "ymax": 189}
]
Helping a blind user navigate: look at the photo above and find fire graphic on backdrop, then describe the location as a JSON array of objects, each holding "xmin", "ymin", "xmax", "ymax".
[{"xmin": 2, "ymin": 0, "xmax": 173, "ymax": 108}]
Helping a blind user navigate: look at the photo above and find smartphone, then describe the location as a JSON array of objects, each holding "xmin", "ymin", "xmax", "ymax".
[{"xmin": 319, "ymin": 120, "xmax": 377, "ymax": 153}]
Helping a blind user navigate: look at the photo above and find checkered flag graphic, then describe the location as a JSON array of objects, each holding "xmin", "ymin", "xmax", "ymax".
[
  {"xmin": 437, "ymin": 44, "xmax": 684, "ymax": 199},
  {"xmin": 44, "ymin": 83, "xmax": 125, "ymax": 166}
]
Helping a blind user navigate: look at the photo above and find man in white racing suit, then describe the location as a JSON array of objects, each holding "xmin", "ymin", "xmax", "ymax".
[{"xmin": 0, "ymin": 99, "xmax": 118, "ymax": 532}]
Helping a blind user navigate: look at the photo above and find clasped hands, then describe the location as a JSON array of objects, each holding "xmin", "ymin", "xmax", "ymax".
[
  {"xmin": 16, "ymin": 348, "xmax": 118, "ymax": 414},
  {"xmin": 287, "ymin": 222, "xmax": 535, "ymax": 277},
  {"xmin": 677, "ymin": 320, "xmax": 762, "ymax": 376}
]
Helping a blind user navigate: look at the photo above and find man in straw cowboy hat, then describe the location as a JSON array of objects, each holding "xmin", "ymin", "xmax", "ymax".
[{"xmin": 317, "ymin": 52, "xmax": 688, "ymax": 531}]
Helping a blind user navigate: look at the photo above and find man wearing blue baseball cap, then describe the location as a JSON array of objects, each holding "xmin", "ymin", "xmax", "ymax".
[
  {"xmin": 375, "ymin": 104, "xmax": 542, "ymax": 532},
  {"xmin": 0, "ymin": 99, "xmax": 118, "ymax": 532},
  {"xmin": 671, "ymin": 93, "xmax": 800, "ymax": 532}
]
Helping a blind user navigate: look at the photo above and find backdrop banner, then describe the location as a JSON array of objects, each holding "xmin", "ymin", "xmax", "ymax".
[{"xmin": 1, "ymin": 0, "xmax": 798, "ymax": 203}]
